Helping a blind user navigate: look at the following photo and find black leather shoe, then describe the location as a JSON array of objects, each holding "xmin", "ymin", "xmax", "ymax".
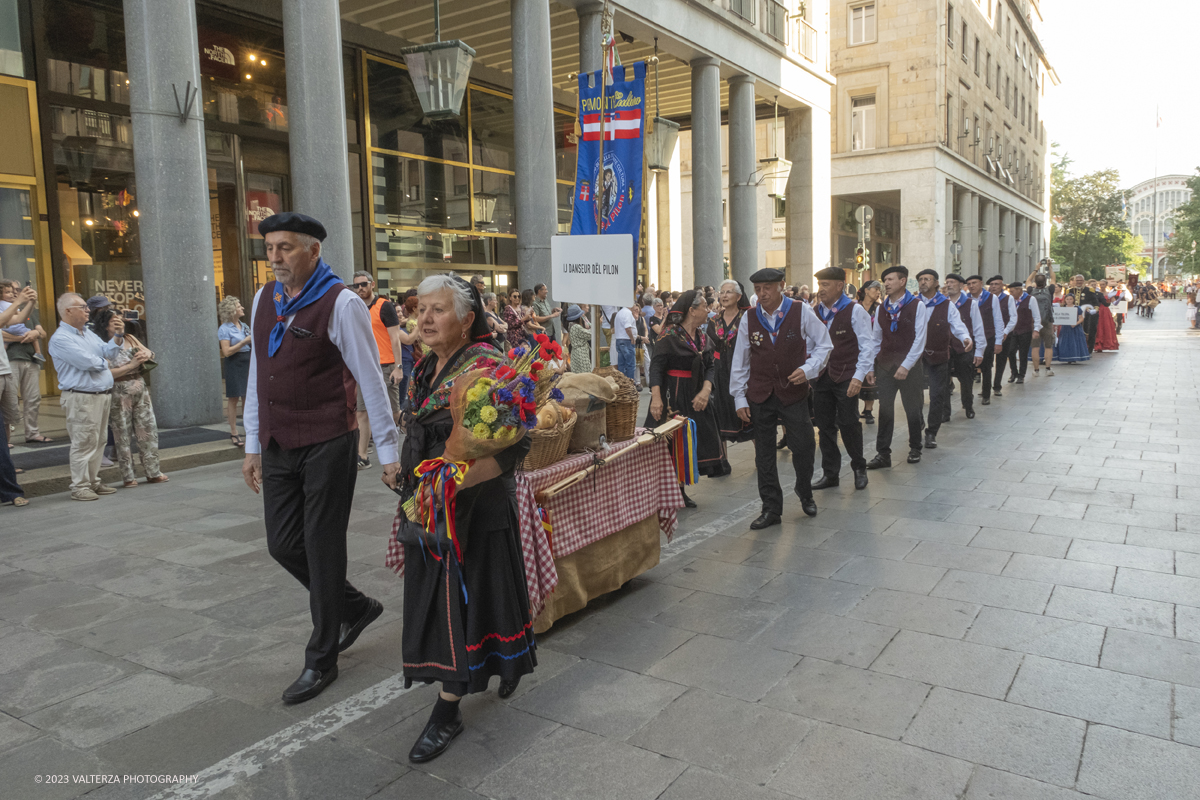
[
  {"xmin": 863, "ymin": 411, "xmax": 875, "ymax": 425},
  {"xmin": 866, "ymin": 454, "xmax": 891, "ymax": 470},
  {"xmin": 799, "ymin": 496, "xmax": 818, "ymax": 517},
  {"xmin": 993, "ymin": 388, "xmax": 1002, "ymax": 397},
  {"xmin": 408, "ymin": 710, "xmax": 464, "ymax": 763},
  {"xmin": 339, "ymin": 598, "xmax": 383, "ymax": 653},
  {"xmin": 981, "ymin": 397, "xmax": 991, "ymax": 406},
  {"xmin": 1008, "ymin": 375, "xmax": 1016, "ymax": 384},
  {"xmin": 777, "ymin": 437, "xmax": 788, "ymax": 450},
  {"xmin": 750, "ymin": 512, "xmax": 781, "ymax": 530},
  {"xmin": 282, "ymin": 666, "xmax": 338, "ymax": 705},
  {"xmin": 1016, "ymin": 376, "xmax": 1024, "ymax": 384},
  {"xmin": 907, "ymin": 450, "xmax": 921, "ymax": 464},
  {"xmin": 680, "ymin": 488, "xmax": 698, "ymax": 508},
  {"xmin": 853, "ymin": 468, "xmax": 868, "ymax": 490},
  {"xmin": 810, "ymin": 474, "xmax": 840, "ymax": 491},
  {"xmin": 965, "ymin": 408, "xmax": 976, "ymax": 419},
  {"xmin": 924, "ymin": 431, "xmax": 937, "ymax": 449},
  {"xmin": 498, "ymin": 677, "xmax": 520, "ymax": 699}
]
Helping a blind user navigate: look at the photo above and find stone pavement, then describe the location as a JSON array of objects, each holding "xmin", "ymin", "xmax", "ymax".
[{"xmin": 3, "ymin": 301, "xmax": 1200, "ymax": 800}]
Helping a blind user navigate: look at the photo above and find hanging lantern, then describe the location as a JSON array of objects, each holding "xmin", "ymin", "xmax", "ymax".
[
  {"xmin": 473, "ymin": 192, "xmax": 497, "ymax": 225},
  {"xmin": 402, "ymin": 40, "xmax": 475, "ymax": 119},
  {"xmin": 646, "ymin": 117, "xmax": 680, "ymax": 172},
  {"xmin": 759, "ymin": 155, "xmax": 792, "ymax": 198}
]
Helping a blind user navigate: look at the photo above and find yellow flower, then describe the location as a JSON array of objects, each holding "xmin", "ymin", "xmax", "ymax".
[
  {"xmin": 497, "ymin": 426, "xmax": 515, "ymax": 439},
  {"xmin": 466, "ymin": 386, "xmax": 484, "ymax": 403},
  {"xmin": 479, "ymin": 405, "xmax": 498, "ymax": 423},
  {"xmin": 472, "ymin": 422, "xmax": 492, "ymax": 439}
]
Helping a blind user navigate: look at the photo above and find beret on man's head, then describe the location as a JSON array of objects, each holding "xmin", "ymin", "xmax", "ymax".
[
  {"xmin": 987, "ymin": 274, "xmax": 1005, "ymax": 284},
  {"xmin": 881, "ymin": 265, "xmax": 909, "ymax": 280},
  {"xmin": 814, "ymin": 267, "xmax": 846, "ymax": 281},
  {"xmin": 916, "ymin": 269, "xmax": 939, "ymax": 280},
  {"xmin": 257, "ymin": 212, "xmax": 327, "ymax": 242},
  {"xmin": 965, "ymin": 275, "xmax": 983, "ymax": 282},
  {"xmin": 945, "ymin": 273, "xmax": 965, "ymax": 283},
  {"xmin": 1007, "ymin": 282, "xmax": 1024, "ymax": 289},
  {"xmin": 749, "ymin": 267, "xmax": 787, "ymax": 284}
]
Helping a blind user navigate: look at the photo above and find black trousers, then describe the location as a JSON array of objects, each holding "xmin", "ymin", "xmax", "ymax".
[
  {"xmin": 262, "ymin": 430, "xmax": 369, "ymax": 672},
  {"xmin": 949, "ymin": 351, "xmax": 976, "ymax": 412},
  {"xmin": 993, "ymin": 335, "xmax": 1014, "ymax": 390},
  {"xmin": 751, "ymin": 393, "xmax": 816, "ymax": 515},
  {"xmin": 1007, "ymin": 331, "xmax": 1033, "ymax": 379},
  {"xmin": 1083, "ymin": 314, "xmax": 1099, "ymax": 352},
  {"xmin": 875, "ymin": 361, "xmax": 925, "ymax": 457},
  {"xmin": 979, "ymin": 338, "xmax": 997, "ymax": 400},
  {"xmin": 813, "ymin": 372, "xmax": 866, "ymax": 477},
  {"xmin": 923, "ymin": 360, "xmax": 950, "ymax": 437}
]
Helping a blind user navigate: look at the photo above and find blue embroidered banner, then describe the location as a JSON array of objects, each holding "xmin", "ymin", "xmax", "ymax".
[{"xmin": 570, "ymin": 61, "xmax": 645, "ymax": 246}]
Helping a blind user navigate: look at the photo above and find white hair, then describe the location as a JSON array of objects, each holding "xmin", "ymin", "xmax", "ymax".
[
  {"xmin": 417, "ymin": 273, "xmax": 474, "ymax": 321},
  {"xmin": 56, "ymin": 292, "xmax": 83, "ymax": 316},
  {"xmin": 719, "ymin": 279, "xmax": 741, "ymax": 295}
]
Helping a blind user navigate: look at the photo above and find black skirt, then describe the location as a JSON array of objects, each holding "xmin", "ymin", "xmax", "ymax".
[
  {"xmin": 224, "ymin": 350, "xmax": 251, "ymax": 398},
  {"xmin": 645, "ymin": 370, "xmax": 730, "ymax": 478}
]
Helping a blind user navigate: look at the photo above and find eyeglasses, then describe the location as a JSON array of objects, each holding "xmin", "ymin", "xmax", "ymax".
[
  {"xmin": 67, "ymin": 305, "xmax": 88, "ymax": 311},
  {"xmin": 352, "ymin": 282, "xmax": 371, "ymax": 289}
]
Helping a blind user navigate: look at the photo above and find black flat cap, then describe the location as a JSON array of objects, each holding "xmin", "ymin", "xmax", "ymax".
[
  {"xmin": 258, "ymin": 212, "xmax": 327, "ymax": 241},
  {"xmin": 945, "ymin": 273, "xmax": 965, "ymax": 283},
  {"xmin": 916, "ymin": 269, "xmax": 939, "ymax": 280},
  {"xmin": 749, "ymin": 267, "xmax": 787, "ymax": 284},
  {"xmin": 965, "ymin": 274, "xmax": 983, "ymax": 282},
  {"xmin": 881, "ymin": 265, "xmax": 909, "ymax": 280},
  {"xmin": 814, "ymin": 267, "xmax": 846, "ymax": 281},
  {"xmin": 986, "ymin": 274, "xmax": 1005, "ymax": 284},
  {"xmin": 1007, "ymin": 281, "xmax": 1024, "ymax": 289}
]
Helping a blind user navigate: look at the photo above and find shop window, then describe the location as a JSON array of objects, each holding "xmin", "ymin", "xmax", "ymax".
[
  {"xmin": 372, "ymin": 153, "xmax": 470, "ymax": 231},
  {"xmin": 0, "ymin": 0, "xmax": 23, "ymax": 77},
  {"xmin": 367, "ymin": 58, "xmax": 467, "ymax": 162},
  {"xmin": 555, "ymin": 111, "xmax": 578, "ymax": 182},
  {"xmin": 374, "ymin": 228, "xmax": 515, "ymax": 269},
  {"xmin": 836, "ymin": 199, "xmax": 858, "ymax": 234},
  {"xmin": 470, "ymin": 88, "xmax": 516, "ymax": 172},
  {"xmin": 472, "ymin": 170, "xmax": 515, "ymax": 234}
]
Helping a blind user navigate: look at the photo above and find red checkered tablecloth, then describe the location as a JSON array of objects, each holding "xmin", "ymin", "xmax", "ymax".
[{"xmin": 520, "ymin": 435, "xmax": 684, "ymax": 559}]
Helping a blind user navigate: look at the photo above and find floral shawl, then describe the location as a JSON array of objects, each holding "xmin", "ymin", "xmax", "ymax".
[{"xmin": 406, "ymin": 342, "xmax": 500, "ymax": 420}]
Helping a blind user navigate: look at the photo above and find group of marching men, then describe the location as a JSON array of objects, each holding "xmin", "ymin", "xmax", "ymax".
[{"xmin": 729, "ymin": 265, "xmax": 1040, "ymax": 530}]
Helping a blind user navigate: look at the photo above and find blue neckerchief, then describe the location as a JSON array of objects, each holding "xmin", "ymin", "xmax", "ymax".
[
  {"xmin": 268, "ymin": 259, "xmax": 343, "ymax": 357},
  {"xmin": 883, "ymin": 291, "xmax": 915, "ymax": 333},
  {"xmin": 755, "ymin": 295, "xmax": 793, "ymax": 344},
  {"xmin": 924, "ymin": 292, "xmax": 948, "ymax": 308},
  {"xmin": 954, "ymin": 293, "xmax": 972, "ymax": 310},
  {"xmin": 816, "ymin": 294, "xmax": 852, "ymax": 328}
]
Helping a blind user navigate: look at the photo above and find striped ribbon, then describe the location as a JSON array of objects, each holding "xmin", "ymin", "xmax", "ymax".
[{"xmin": 672, "ymin": 417, "xmax": 699, "ymax": 486}]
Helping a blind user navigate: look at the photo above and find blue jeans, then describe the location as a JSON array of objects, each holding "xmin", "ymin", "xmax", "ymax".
[{"xmin": 615, "ymin": 339, "xmax": 636, "ymax": 381}]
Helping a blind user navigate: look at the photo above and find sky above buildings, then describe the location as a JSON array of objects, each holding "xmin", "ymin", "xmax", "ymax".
[{"xmin": 1040, "ymin": 0, "xmax": 1196, "ymax": 189}]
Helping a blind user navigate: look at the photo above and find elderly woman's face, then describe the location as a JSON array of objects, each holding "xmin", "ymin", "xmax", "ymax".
[
  {"xmin": 718, "ymin": 285, "xmax": 740, "ymax": 309},
  {"xmin": 417, "ymin": 288, "xmax": 471, "ymax": 355}
]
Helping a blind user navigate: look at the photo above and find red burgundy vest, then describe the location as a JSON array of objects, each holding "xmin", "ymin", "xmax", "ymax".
[
  {"xmin": 747, "ymin": 301, "xmax": 810, "ymax": 406},
  {"xmin": 951, "ymin": 296, "xmax": 972, "ymax": 355},
  {"xmin": 998, "ymin": 293, "xmax": 1012, "ymax": 327},
  {"xmin": 976, "ymin": 293, "xmax": 996, "ymax": 342},
  {"xmin": 1013, "ymin": 294, "xmax": 1035, "ymax": 335},
  {"xmin": 923, "ymin": 301, "xmax": 952, "ymax": 365},
  {"xmin": 876, "ymin": 297, "xmax": 920, "ymax": 373},
  {"xmin": 253, "ymin": 282, "xmax": 358, "ymax": 451},
  {"xmin": 822, "ymin": 302, "xmax": 860, "ymax": 384}
]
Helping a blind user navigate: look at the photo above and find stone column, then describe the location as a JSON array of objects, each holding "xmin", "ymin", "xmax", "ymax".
[
  {"xmin": 944, "ymin": 181, "xmax": 956, "ymax": 274},
  {"xmin": 511, "ymin": 0, "xmax": 559, "ymax": 294},
  {"xmin": 956, "ymin": 191, "xmax": 974, "ymax": 276},
  {"xmin": 998, "ymin": 208, "xmax": 1012, "ymax": 280},
  {"xmin": 690, "ymin": 57, "xmax": 723, "ymax": 289},
  {"xmin": 122, "ymin": 0, "xmax": 222, "ymax": 427},
  {"xmin": 1015, "ymin": 216, "xmax": 1028, "ymax": 279},
  {"xmin": 282, "ymin": 0, "xmax": 354, "ymax": 272},
  {"xmin": 970, "ymin": 193, "xmax": 981, "ymax": 275},
  {"xmin": 577, "ymin": 1, "xmax": 604, "ymax": 75},
  {"xmin": 982, "ymin": 200, "xmax": 999, "ymax": 276},
  {"xmin": 784, "ymin": 104, "xmax": 832, "ymax": 287},
  {"xmin": 727, "ymin": 75, "xmax": 757, "ymax": 288}
]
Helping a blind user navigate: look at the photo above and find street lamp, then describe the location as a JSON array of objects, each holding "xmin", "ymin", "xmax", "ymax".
[
  {"xmin": 400, "ymin": 0, "xmax": 474, "ymax": 119},
  {"xmin": 645, "ymin": 38, "xmax": 680, "ymax": 172}
]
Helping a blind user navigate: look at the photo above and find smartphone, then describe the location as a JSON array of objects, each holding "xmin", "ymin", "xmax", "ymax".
[
  {"xmin": 123, "ymin": 309, "xmax": 139, "ymax": 321},
  {"xmin": 24, "ymin": 280, "xmax": 31, "ymax": 288}
]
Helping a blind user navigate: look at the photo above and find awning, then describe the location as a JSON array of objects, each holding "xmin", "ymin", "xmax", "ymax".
[{"xmin": 61, "ymin": 230, "xmax": 92, "ymax": 265}]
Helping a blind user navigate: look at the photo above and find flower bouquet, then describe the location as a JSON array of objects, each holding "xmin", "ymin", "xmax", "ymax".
[{"xmin": 400, "ymin": 344, "xmax": 565, "ymax": 564}]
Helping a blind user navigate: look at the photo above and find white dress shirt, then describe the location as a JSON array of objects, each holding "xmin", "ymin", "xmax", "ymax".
[
  {"xmin": 817, "ymin": 300, "xmax": 879, "ymax": 382},
  {"xmin": 872, "ymin": 294, "xmax": 929, "ymax": 371},
  {"xmin": 949, "ymin": 293, "xmax": 987, "ymax": 358},
  {"xmin": 48, "ymin": 324, "xmax": 121, "ymax": 392},
  {"xmin": 730, "ymin": 299, "xmax": 832, "ymax": 411},
  {"xmin": 243, "ymin": 286, "xmax": 400, "ymax": 464},
  {"xmin": 996, "ymin": 293, "xmax": 1018, "ymax": 338}
]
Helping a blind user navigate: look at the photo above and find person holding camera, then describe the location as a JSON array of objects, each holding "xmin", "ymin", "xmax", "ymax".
[{"xmin": 99, "ymin": 308, "xmax": 167, "ymax": 488}]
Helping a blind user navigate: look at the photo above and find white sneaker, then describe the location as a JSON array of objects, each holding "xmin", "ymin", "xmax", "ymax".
[
  {"xmin": 101, "ymin": 456, "xmax": 114, "ymax": 467},
  {"xmin": 71, "ymin": 489, "xmax": 99, "ymax": 501}
]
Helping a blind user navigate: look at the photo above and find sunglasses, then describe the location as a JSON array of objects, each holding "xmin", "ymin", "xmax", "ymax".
[{"xmin": 352, "ymin": 282, "xmax": 371, "ymax": 289}]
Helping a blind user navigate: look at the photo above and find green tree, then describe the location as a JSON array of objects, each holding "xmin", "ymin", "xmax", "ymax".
[
  {"xmin": 1049, "ymin": 161, "xmax": 1140, "ymax": 280},
  {"xmin": 1165, "ymin": 170, "xmax": 1200, "ymax": 275}
]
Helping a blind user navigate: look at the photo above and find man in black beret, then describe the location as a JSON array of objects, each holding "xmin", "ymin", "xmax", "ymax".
[
  {"xmin": 942, "ymin": 273, "xmax": 985, "ymax": 420},
  {"xmin": 915, "ymin": 269, "xmax": 971, "ymax": 449},
  {"xmin": 731, "ymin": 267, "xmax": 832, "ymax": 526},
  {"xmin": 965, "ymin": 275, "xmax": 1005, "ymax": 405},
  {"xmin": 1003, "ymin": 281, "xmax": 1041, "ymax": 385},
  {"xmin": 811, "ymin": 266, "xmax": 879, "ymax": 491},
  {"xmin": 988, "ymin": 275, "xmax": 1018, "ymax": 396},
  {"xmin": 242, "ymin": 212, "xmax": 397, "ymax": 705},
  {"xmin": 867, "ymin": 265, "xmax": 929, "ymax": 468}
]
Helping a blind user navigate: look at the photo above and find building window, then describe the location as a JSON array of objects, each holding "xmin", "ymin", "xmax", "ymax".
[
  {"xmin": 849, "ymin": 3, "xmax": 876, "ymax": 45},
  {"xmin": 0, "ymin": 0, "xmax": 25, "ymax": 78},
  {"xmin": 961, "ymin": 23, "xmax": 968, "ymax": 60},
  {"xmin": 851, "ymin": 95, "xmax": 876, "ymax": 151},
  {"xmin": 986, "ymin": 52, "xmax": 992, "ymax": 85},
  {"xmin": 974, "ymin": 37, "xmax": 981, "ymax": 74},
  {"xmin": 996, "ymin": 65, "xmax": 1001, "ymax": 97},
  {"xmin": 730, "ymin": 0, "xmax": 755, "ymax": 24},
  {"xmin": 945, "ymin": 94, "xmax": 952, "ymax": 144},
  {"xmin": 947, "ymin": 5, "xmax": 954, "ymax": 47},
  {"xmin": 764, "ymin": 0, "xmax": 787, "ymax": 41},
  {"xmin": 1005, "ymin": 77, "xmax": 1010, "ymax": 108},
  {"xmin": 774, "ymin": 195, "xmax": 786, "ymax": 219}
]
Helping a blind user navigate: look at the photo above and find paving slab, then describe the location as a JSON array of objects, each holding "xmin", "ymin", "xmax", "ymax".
[
  {"xmin": 904, "ymin": 540, "xmax": 1012, "ymax": 575},
  {"xmin": 1077, "ymin": 724, "xmax": 1200, "ymax": 800},
  {"xmin": 846, "ymin": 588, "xmax": 980, "ymax": 638},
  {"xmin": 1001, "ymin": 552, "xmax": 1116, "ymax": 592},
  {"xmin": 649, "ymin": 590, "xmax": 786, "ymax": 642},
  {"xmin": 965, "ymin": 607, "xmax": 1105, "ymax": 666},
  {"xmin": 931, "ymin": 569, "xmax": 1053, "ymax": 614},
  {"xmin": 753, "ymin": 609, "xmax": 898, "ymax": 668},
  {"xmin": 1044, "ymin": 585, "xmax": 1174, "ymax": 635},
  {"xmin": 871, "ymin": 630, "xmax": 1023, "ymax": 699},
  {"xmin": 646, "ymin": 633, "xmax": 798, "ymax": 702}
]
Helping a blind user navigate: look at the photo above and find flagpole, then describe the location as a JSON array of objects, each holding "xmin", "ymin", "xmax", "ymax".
[
  {"xmin": 1152, "ymin": 105, "xmax": 1159, "ymax": 281},
  {"xmin": 592, "ymin": 35, "xmax": 610, "ymax": 371}
]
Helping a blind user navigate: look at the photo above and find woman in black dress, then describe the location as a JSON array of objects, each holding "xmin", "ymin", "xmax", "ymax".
[
  {"xmin": 646, "ymin": 290, "xmax": 730, "ymax": 507},
  {"xmin": 395, "ymin": 274, "xmax": 535, "ymax": 764},
  {"xmin": 708, "ymin": 279, "xmax": 753, "ymax": 443},
  {"xmin": 856, "ymin": 280, "xmax": 882, "ymax": 424}
]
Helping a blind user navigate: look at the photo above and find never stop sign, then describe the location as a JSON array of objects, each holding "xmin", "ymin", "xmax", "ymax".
[{"xmin": 550, "ymin": 234, "xmax": 634, "ymax": 308}]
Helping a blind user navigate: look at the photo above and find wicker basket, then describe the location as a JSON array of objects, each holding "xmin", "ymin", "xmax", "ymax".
[
  {"xmin": 594, "ymin": 366, "xmax": 639, "ymax": 442},
  {"xmin": 523, "ymin": 414, "xmax": 577, "ymax": 471}
]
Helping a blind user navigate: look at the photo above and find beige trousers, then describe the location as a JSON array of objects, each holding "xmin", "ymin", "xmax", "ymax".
[
  {"xmin": 12, "ymin": 360, "xmax": 41, "ymax": 440},
  {"xmin": 0, "ymin": 372, "xmax": 17, "ymax": 444},
  {"xmin": 61, "ymin": 390, "xmax": 112, "ymax": 493}
]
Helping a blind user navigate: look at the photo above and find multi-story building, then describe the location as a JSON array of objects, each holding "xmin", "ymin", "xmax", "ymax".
[
  {"xmin": 0, "ymin": 0, "xmax": 833, "ymax": 424},
  {"xmin": 1126, "ymin": 175, "xmax": 1192, "ymax": 277},
  {"xmin": 828, "ymin": 0, "xmax": 1056, "ymax": 284}
]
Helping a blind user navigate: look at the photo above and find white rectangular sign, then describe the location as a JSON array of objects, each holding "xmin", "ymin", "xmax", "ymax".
[
  {"xmin": 551, "ymin": 234, "xmax": 634, "ymax": 308},
  {"xmin": 1110, "ymin": 300, "xmax": 1128, "ymax": 315},
  {"xmin": 1052, "ymin": 306, "xmax": 1078, "ymax": 326}
]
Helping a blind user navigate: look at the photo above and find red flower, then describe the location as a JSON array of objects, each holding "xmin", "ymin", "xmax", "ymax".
[
  {"xmin": 548, "ymin": 342, "xmax": 564, "ymax": 357},
  {"xmin": 495, "ymin": 365, "xmax": 517, "ymax": 380},
  {"xmin": 534, "ymin": 333, "xmax": 549, "ymax": 345},
  {"xmin": 539, "ymin": 346, "xmax": 553, "ymax": 360},
  {"xmin": 507, "ymin": 348, "xmax": 518, "ymax": 359},
  {"xmin": 531, "ymin": 361, "xmax": 544, "ymax": 373}
]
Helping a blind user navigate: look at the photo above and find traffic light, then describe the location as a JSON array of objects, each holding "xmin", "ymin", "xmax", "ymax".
[{"xmin": 855, "ymin": 243, "xmax": 869, "ymax": 271}]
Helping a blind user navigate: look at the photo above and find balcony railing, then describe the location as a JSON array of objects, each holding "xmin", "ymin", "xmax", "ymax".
[
  {"xmin": 764, "ymin": 0, "xmax": 787, "ymax": 42},
  {"xmin": 791, "ymin": 17, "xmax": 818, "ymax": 62}
]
